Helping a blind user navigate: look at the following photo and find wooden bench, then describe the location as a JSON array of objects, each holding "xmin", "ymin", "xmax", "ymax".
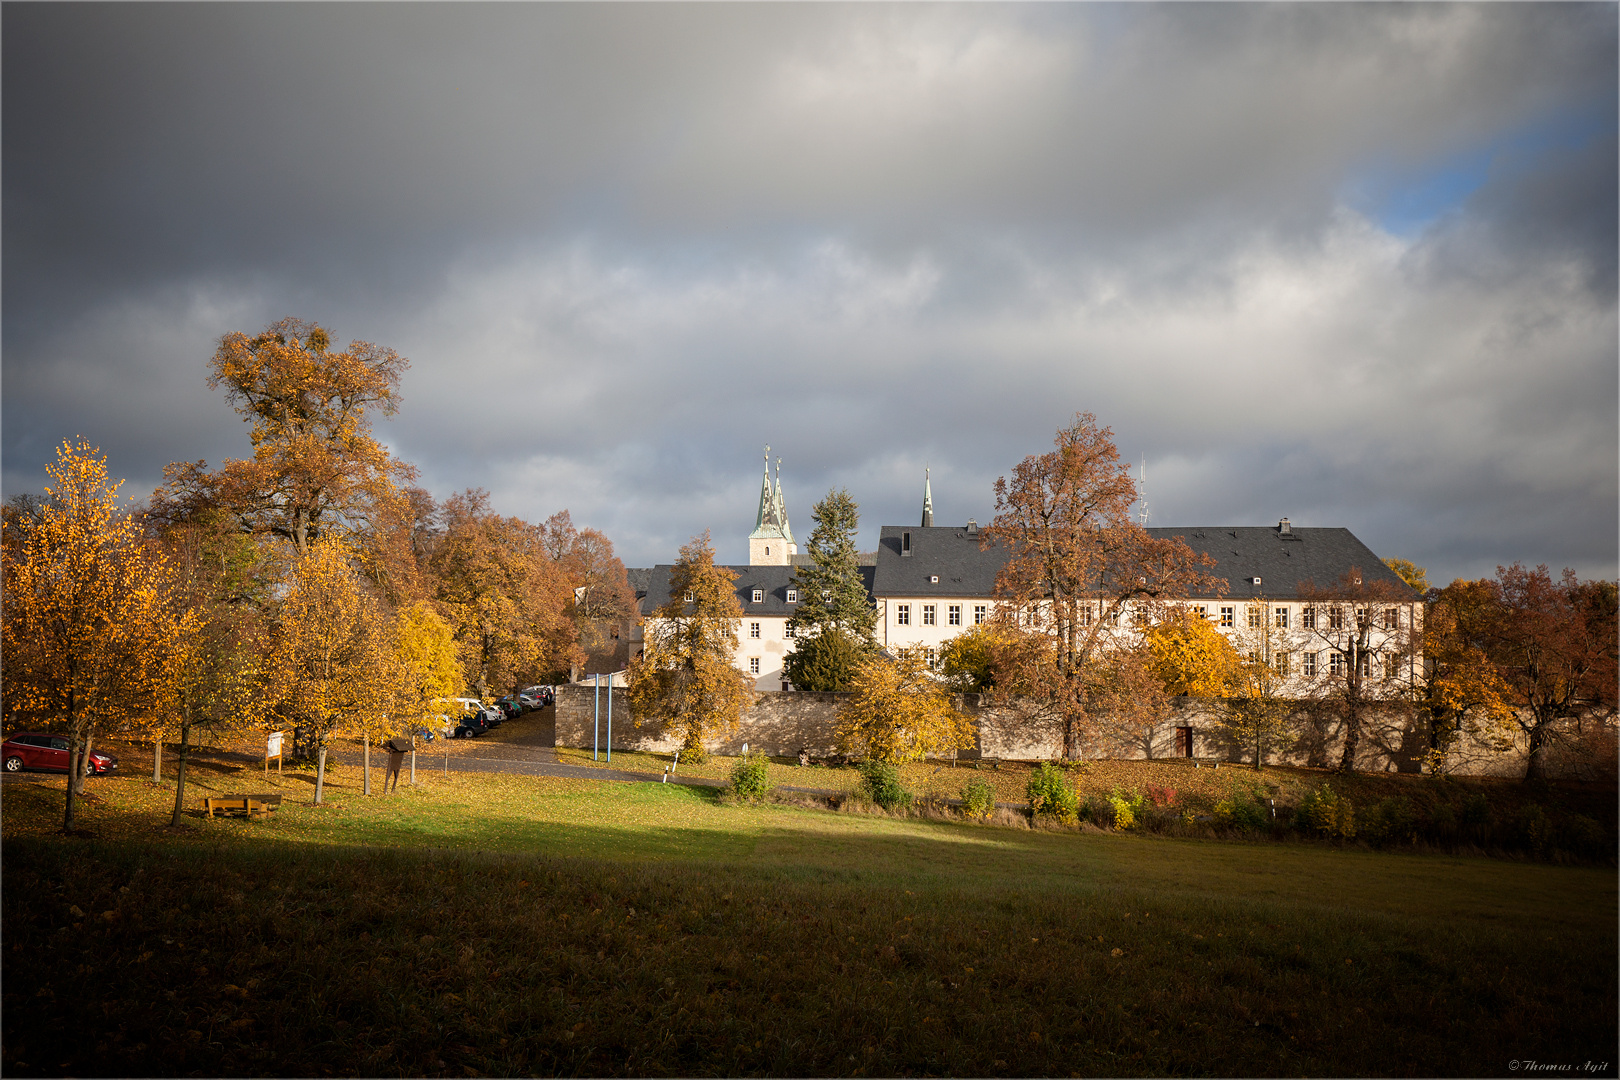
[{"xmin": 203, "ymin": 793, "xmax": 283, "ymax": 819}]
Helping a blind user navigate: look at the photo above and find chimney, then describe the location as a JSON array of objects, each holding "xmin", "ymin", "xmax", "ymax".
[
  {"xmin": 966, "ymin": 518, "xmax": 978, "ymax": 535},
  {"xmin": 1278, "ymin": 517, "xmax": 1291, "ymax": 535}
]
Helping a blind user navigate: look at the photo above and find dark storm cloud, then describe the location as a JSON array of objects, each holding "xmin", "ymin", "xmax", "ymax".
[{"xmin": 3, "ymin": 3, "xmax": 1615, "ymax": 582}]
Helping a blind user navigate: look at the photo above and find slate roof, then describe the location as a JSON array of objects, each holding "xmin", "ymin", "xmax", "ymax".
[
  {"xmin": 1147, "ymin": 526, "xmax": 1417, "ymax": 601},
  {"xmin": 871, "ymin": 525, "xmax": 1008, "ymax": 598},
  {"xmin": 871, "ymin": 522, "xmax": 1414, "ymax": 602},
  {"xmin": 638, "ymin": 563, "xmax": 878, "ymax": 618}
]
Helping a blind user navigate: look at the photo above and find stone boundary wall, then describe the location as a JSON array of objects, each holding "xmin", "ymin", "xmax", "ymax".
[{"xmin": 553, "ymin": 684, "xmax": 1616, "ymax": 779}]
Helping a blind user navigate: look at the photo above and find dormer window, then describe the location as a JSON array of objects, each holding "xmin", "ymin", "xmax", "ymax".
[
  {"xmin": 752, "ymin": 588, "xmax": 764, "ymax": 603},
  {"xmin": 684, "ymin": 592, "xmax": 693, "ymax": 603},
  {"xmin": 929, "ymin": 575, "xmax": 939, "ymax": 584},
  {"xmin": 785, "ymin": 589, "xmax": 798, "ymax": 603}
]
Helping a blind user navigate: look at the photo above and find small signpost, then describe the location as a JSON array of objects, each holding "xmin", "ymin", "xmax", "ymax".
[{"xmin": 265, "ymin": 731, "xmax": 285, "ymax": 778}]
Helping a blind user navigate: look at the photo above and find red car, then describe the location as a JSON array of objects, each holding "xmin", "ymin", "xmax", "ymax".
[{"xmin": 2, "ymin": 733, "xmax": 119, "ymax": 775}]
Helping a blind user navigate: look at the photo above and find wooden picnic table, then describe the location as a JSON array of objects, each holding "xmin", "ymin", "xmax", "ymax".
[{"xmin": 203, "ymin": 793, "xmax": 284, "ymax": 818}]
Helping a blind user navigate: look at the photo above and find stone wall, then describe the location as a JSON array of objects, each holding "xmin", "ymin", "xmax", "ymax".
[{"xmin": 552, "ymin": 684, "xmax": 1616, "ymax": 779}]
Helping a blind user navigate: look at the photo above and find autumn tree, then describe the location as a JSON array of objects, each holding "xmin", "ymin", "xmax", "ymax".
[
  {"xmin": 1384, "ymin": 557, "xmax": 1429, "ymax": 595},
  {"xmin": 1222, "ymin": 599, "xmax": 1295, "ymax": 769},
  {"xmin": 1144, "ymin": 608, "xmax": 1241, "ymax": 699},
  {"xmin": 429, "ymin": 490, "xmax": 579, "ymax": 698},
  {"xmin": 1484, "ymin": 564, "xmax": 1617, "ymax": 781},
  {"xmin": 836, "ymin": 646, "xmax": 974, "ymax": 763},
  {"xmin": 395, "ymin": 601, "xmax": 465, "ymax": 735},
  {"xmin": 938, "ymin": 622, "xmax": 1010, "ymax": 693},
  {"xmin": 152, "ymin": 317, "xmax": 417, "ymax": 594},
  {"xmin": 1, "ymin": 441, "xmax": 174, "ymax": 831},
  {"xmin": 270, "ymin": 536, "xmax": 397, "ymax": 803},
  {"xmin": 985, "ymin": 413, "xmax": 1222, "ymax": 759},
  {"xmin": 625, "ymin": 533, "xmax": 749, "ymax": 763},
  {"xmin": 1083, "ymin": 643, "xmax": 1174, "ymax": 759},
  {"xmin": 1415, "ymin": 578, "xmax": 1516, "ymax": 774},
  {"xmin": 543, "ymin": 510, "xmax": 637, "ymax": 675},
  {"xmin": 1297, "ymin": 569, "xmax": 1418, "ymax": 773}
]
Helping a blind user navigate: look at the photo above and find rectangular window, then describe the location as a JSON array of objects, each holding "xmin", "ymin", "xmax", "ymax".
[
  {"xmin": 924, "ymin": 647, "xmax": 937, "ymax": 669},
  {"xmin": 1301, "ymin": 607, "xmax": 1316, "ymax": 629},
  {"xmin": 1356, "ymin": 607, "xmax": 1371, "ymax": 630},
  {"xmin": 1274, "ymin": 652, "xmax": 1291, "ymax": 677},
  {"xmin": 1359, "ymin": 653, "xmax": 1371, "ymax": 677},
  {"xmin": 684, "ymin": 591, "xmax": 694, "ymax": 603},
  {"xmin": 1246, "ymin": 650, "xmax": 1260, "ymax": 664},
  {"xmin": 1103, "ymin": 606, "xmax": 1120, "ymax": 626},
  {"xmin": 1329, "ymin": 651, "xmax": 1346, "ymax": 676},
  {"xmin": 1193, "ymin": 605, "xmax": 1208, "ymax": 619},
  {"xmin": 948, "ymin": 604, "xmax": 962, "ymax": 626},
  {"xmin": 901, "ymin": 531, "xmax": 912, "ymax": 556},
  {"xmin": 896, "ymin": 604, "xmax": 910, "ymax": 626},
  {"xmin": 751, "ymin": 588, "xmax": 763, "ymax": 603},
  {"xmin": 784, "ymin": 623, "xmax": 796, "ymax": 639},
  {"xmin": 1274, "ymin": 607, "xmax": 1289, "ymax": 629},
  {"xmin": 1248, "ymin": 607, "xmax": 1262, "ymax": 629},
  {"xmin": 786, "ymin": 589, "xmax": 798, "ymax": 603},
  {"xmin": 748, "ymin": 657, "xmax": 760, "ymax": 675},
  {"xmin": 1303, "ymin": 651, "xmax": 1318, "ymax": 677},
  {"xmin": 1384, "ymin": 607, "xmax": 1399, "ymax": 630},
  {"xmin": 973, "ymin": 604, "xmax": 987, "ymax": 625},
  {"xmin": 1383, "ymin": 655, "xmax": 1399, "ymax": 680},
  {"xmin": 1328, "ymin": 607, "xmax": 1344, "ymax": 630},
  {"xmin": 749, "ymin": 622, "xmax": 760, "ymax": 639},
  {"xmin": 1219, "ymin": 606, "xmax": 1235, "ymax": 628},
  {"xmin": 922, "ymin": 605, "xmax": 936, "ymax": 626}
]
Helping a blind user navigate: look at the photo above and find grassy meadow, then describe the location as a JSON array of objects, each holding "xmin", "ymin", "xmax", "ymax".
[{"xmin": 2, "ymin": 751, "xmax": 1615, "ymax": 1078}]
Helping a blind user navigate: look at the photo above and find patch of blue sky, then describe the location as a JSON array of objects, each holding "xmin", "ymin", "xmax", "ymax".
[{"xmin": 1345, "ymin": 103, "xmax": 1616, "ymax": 238}]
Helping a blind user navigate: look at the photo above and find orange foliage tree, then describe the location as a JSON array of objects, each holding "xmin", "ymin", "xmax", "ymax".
[
  {"xmin": 985, "ymin": 413, "xmax": 1222, "ymax": 759},
  {"xmin": 543, "ymin": 510, "xmax": 637, "ymax": 675},
  {"xmin": 429, "ymin": 491, "xmax": 579, "ymax": 700},
  {"xmin": 1, "ymin": 441, "xmax": 174, "ymax": 831}
]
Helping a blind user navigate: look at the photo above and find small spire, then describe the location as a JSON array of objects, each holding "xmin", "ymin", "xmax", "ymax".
[
  {"xmin": 754, "ymin": 446, "xmax": 773, "ymax": 532},
  {"xmin": 921, "ymin": 467, "xmax": 934, "ymax": 528}
]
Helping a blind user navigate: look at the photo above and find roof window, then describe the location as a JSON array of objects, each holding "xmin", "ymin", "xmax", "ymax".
[{"xmin": 901, "ymin": 531, "xmax": 912, "ymax": 556}]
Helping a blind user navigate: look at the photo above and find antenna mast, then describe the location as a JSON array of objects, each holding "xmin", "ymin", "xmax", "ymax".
[{"xmin": 1138, "ymin": 456, "xmax": 1151, "ymax": 526}]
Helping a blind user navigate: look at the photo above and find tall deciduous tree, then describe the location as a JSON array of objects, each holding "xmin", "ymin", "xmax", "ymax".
[
  {"xmin": 429, "ymin": 490, "xmax": 578, "ymax": 699},
  {"xmin": 271, "ymin": 536, "xmax": 395, "ymax": 803},
  {"xmin": 985, "ymin": 413, "xmax": 1222, "ymax": 759},
  {"xmin": 1416, "ymin": 579, "xmax": 1516, "ymax": 775},
  {"xmin": 395, "ymin": 601, "xmax": 465, "ymax": 734},
  {"xmin": 837, "ymin": 646, "xmax": 973, "ymax": 764},
  {"xmin": 1486, "ymin": 564, "xmax": 1617, "ymax": 781},
  {"xmin": 1297, "ymin": 570, "xmax": 1417, "ymax": 773},
  {"xmin": 626, "ymin": 533, "xmax": 749, "ymax": 763},
  {"xmin": 1, "ymin": 441, "xmax": 174, "ymax": 831},
  {"xmin": 153, "ymin": 317, "xmax": 416, "ymax": 583},
  {"xmin": 1143, "ymin": 608, "xmax": 1241, "ymax": 699},
  {"xmin": 1222, "ymin": 599, "xmax": 1294, "ymax": 769},
  {"xmin": 543, "ymin": 510, "xmax": 637, "ymax": 673}
]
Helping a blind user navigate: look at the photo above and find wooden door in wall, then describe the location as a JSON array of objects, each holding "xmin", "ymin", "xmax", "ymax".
[{"xmin": 1174, "ymin": 726, "xmax": 1193, "ymax": 758}]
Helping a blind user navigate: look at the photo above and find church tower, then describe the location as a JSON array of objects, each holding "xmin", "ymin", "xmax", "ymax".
[
  {"xmin": 748, "ymin": 448, "xmax": 797, "ymax": 565},
  {"xmin": 921, "ymin": 467, "xmax": 934, "ymax": 528}
]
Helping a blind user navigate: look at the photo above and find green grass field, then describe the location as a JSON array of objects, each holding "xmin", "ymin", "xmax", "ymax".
[{"xmin": 3, "ymin": 761, "xmax": 1615, "ymax": 1077}]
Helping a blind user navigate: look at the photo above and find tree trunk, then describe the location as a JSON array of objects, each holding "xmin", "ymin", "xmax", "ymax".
[
  {"xmin": 1523, "ymin": 721, "xmax": 1550, "ymax": 782},
  {"xmin": 62, "ymin": 734, "xmax": 81, "ymax": 833},
  {"xmin": 72, "ymin": 731, "xmax": 94, "ymax": 797},
  {"xmin": 314, "ymin": 743, "xmax": 328, "ymax": 805},
  {"xmin": 363, "ymin": 734, "xmax": 371, "ymax": 796},
  {"xmin": 153, "ymin": 738, "xmax": 162, "ymax": 783},
  {"xmin": 169, "ymin": 723, "xmax": 192, "ymax": 828},
  {"xmin": 1337, "ymin": 700, "xmax": 1362, "ymax": 773}
]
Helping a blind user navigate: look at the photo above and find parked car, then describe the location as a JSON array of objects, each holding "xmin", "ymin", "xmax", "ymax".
[
  {"xmin": 453, "ymin": 712, "xmax": 490, "ymax": 739},
  {"xmin": 2, "ymin": 733, "xmax": 119, "ymax": 775},
  {"xmin": 522, "ymin": 685, "xmax": 555, "ymax": 707},
  {"xmin": 495, "ymin": 697, "xmax": 522, "ymax": 720}
]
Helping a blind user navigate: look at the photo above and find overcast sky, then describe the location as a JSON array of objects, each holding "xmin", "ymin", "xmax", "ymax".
[{"xmin": 4, "ymin": 3, "xmax": 1615, "ymax": 583}]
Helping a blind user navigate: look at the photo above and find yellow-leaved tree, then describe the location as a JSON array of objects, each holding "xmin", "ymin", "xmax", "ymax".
[
  {"xmin": 395, "ymin": 601, "xmax": 465, "ymax": 738},
  {"xmin": 836, "ymin": 646, "xmax": 975, "ymax": 764},
  {"xmin": 626, "ymin": 533, "xmax": 749, "ymax": 763},
  {"xmin": 1, "ymin": 440, "xmax": 174, "ymax": 831},
  {"xmin": 1144, "ymin": 608, "xmax": 1241, "ymax": 698},
  {"xmin": 271, "ymin": 536, "xmax": 395, "ymax": 803}
]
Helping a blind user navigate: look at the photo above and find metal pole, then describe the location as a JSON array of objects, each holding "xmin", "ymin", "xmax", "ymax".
[
  {"xmin": 594, "ymin": 673, "xmax": 600, "ymax": 762},
  {"xmin": 606, "ymin": 676, "xmax": 612, "ymax": 763}
]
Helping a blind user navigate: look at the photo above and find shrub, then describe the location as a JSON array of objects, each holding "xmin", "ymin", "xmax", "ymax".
[
  {"xmin": 1360, "ymin": 797, "xmax": 1416, "ymax": 846},
  {"xmin": 961, "ymin": 776, "xmax": 997, "ymax": 821},
  {"xmin": 1213, "ymin": 788, "xmax": 1268, "ymax": 831},
  {"xmin": 1144, "ymin": 784, "xmax": 1179, "ymax": 809},
  {"xmin": 1460, "ymin": 792, "xmax": 1491, "ymax": 828},
  {"xmin": 1515, "ymin": 803, "xmax": 1552, "ymax": 853},
  {"xmin": 1106, "ymin": 787, "xmax": 1146, "ymax": 831},
  {"xmin": 1026, "ymin": 762, "xmax": 1078, "ymax": 825},
  {"xmin": 1296, "ymin": 784, "xmax": 1356, "ymax": 840},
  {"xmin": 859, "ymin": 759, "xmax": 911, "ymax": 812},
  {"xmin": 728, "ymin": 752, "xmax": 771, "ymax": 802}
]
